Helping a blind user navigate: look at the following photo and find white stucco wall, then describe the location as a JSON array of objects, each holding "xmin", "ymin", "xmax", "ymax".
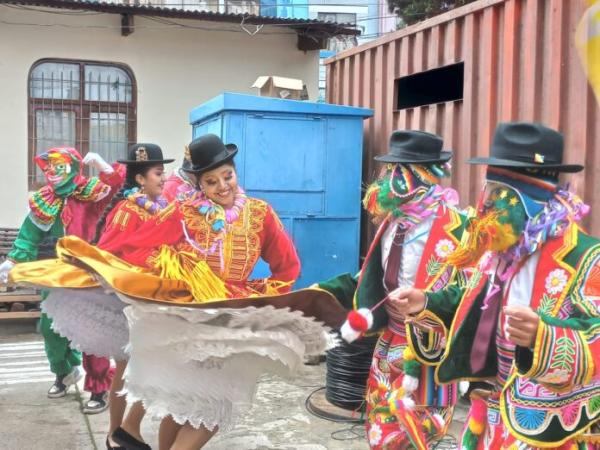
[{"xmin": 0, "ymin": 5, "xmax": 319, "ymax": 227}]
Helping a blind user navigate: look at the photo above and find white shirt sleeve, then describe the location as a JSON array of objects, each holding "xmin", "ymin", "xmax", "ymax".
[{"xmin": 381, "ymin": 216, "xmax": 435, "ymax": 292}]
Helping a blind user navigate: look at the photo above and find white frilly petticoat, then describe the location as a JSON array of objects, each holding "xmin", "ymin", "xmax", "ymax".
[
  {"xmin": 117, "ymin": 296, "xmax": 336, "ymax": 432},
  {"xmin": 42, "ymin": 288, "xmax": 129, "ymax": 360}
]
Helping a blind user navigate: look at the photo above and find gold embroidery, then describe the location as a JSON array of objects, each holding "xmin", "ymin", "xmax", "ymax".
[
  {"xmin": 177, "ymin": 197, "xmax": 268, "ymax": 282},
  {"xmin": 156, "ymin": 203, "xmax": 177, "ymax": 224},
  {"xmin": 109, "ymin": 200, "xmax": 153, "ymax": 232},
  {"xmin": 112, "ymin": 210, "xmax": 130, "ymax": 231},
  {"xmin": 123, "ymin": 200, "xmax": 153, "ymax": 221}
]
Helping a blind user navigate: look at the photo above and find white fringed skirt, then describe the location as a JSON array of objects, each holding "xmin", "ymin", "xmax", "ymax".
[
  {"xmin": 118, "ymin": 297, "xmax": 334, "ymax": 432},
  {"xmin": 42, "ymin": 287, "xmax": 129, "ymax": 361}
]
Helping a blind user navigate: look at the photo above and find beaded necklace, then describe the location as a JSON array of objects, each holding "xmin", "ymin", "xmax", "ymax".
[
  {"xmin": 124, "ymin": 187, "xmax": 168, "ymax": 215},
  {"xmin": 181, "ymin": 188, "xmax": 248, "ymax": 273}
]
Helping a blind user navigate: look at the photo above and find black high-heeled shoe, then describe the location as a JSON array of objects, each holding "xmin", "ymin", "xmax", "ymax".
[
  {"xmin": 106, "ymin": 437, "xmax": 126, "ymax": 450},
  {"xmin": 111, "ymin": 426, "xmax": 152, "ymax": 450}
]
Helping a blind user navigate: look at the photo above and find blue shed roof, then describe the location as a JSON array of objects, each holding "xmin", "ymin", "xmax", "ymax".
[{"xmin": 190, "ymin": 92, "xmax": 373, "ymax": 124}]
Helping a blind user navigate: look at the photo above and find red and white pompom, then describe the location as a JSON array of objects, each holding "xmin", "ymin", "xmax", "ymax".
[{"xmin": 340, "ymin": 308, "xmax": 374, "ymax": 343}]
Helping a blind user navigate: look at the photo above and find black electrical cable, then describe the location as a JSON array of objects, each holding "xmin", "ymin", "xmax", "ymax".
[
  {"xmin": 305, "ymin": 387, "xmax": 364, "ymax": 423},
  {"xmin": 325, "ymin": 334, "xmax": 378, "ymax": 411}
]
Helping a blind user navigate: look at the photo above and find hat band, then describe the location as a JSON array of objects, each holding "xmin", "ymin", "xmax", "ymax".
[
  {"xmin": 492, "ymin": 150, "xmax": 560, "ymax": 165},
  {"xmin": 389, "ymin": 147, "xmax": 442, "ymax": 160}
]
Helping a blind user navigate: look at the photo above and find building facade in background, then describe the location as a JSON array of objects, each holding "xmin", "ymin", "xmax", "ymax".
[
  {"xmin": 128, "ymin": 0, "xmax": 398, "ymax": 101},
  {"xmin": 0, "ymin": 0, "xmax": 354, "ymax": 227}
]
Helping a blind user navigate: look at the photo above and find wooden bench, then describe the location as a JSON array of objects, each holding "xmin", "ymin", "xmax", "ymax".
[{"xmin": 0, "ymin": 227, "xmax": 58, "ymax": 320}]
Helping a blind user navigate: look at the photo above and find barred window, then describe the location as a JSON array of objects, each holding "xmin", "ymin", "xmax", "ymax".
[{"xmin": 28, "ymin": 59, "xmax": 137, "ymax": 188}]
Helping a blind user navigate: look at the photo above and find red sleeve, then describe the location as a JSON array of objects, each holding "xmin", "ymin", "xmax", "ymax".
[
  {"xmin": 79, "ymin": 164, "xmax": 126, "ymax": 239},
  {"xmin": 63, "ymin": 164, "xmax": 126, "ymax": 241},
  {"xmin": 98, "ymin": 202, "xmax": 185, "ymax": 267},
  {"xmin": 259, "ymin": 205, "xmax": 301, "ymax": 292},
  {"xmin": 97, "ymin": 201, "xmax": 143, "ymax": 258},
  {"xmin": 89, "ymin": 164, "xmax": 126, "ymax": 215}
]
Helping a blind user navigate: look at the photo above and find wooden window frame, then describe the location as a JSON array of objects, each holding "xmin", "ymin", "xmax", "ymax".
[{"xmin": 27, "ymin": 58, "xmax": 137, "ymax": 190}]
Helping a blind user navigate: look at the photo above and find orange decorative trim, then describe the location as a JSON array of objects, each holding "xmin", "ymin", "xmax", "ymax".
[{"xmin": 177, "ymin": 197, "xmax": 268, "ymax": 282}]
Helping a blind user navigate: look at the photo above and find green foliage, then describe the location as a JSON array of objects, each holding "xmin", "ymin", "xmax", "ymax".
[{"xmin": 390, "ymin": 0, "xmax": 479, "ymax": 25}]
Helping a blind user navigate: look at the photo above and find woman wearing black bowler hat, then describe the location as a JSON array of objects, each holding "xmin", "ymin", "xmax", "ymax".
[
  {"xmin": 96, "ymin": 134, "xmax": 309, "ymax": 450},
  {"xmin": 11, "ymin": 135, "xmax": 335, "ymax": 449},
  {"xmin": 95, "ymin": 143, "xmax": 174, "ymax": 450}
]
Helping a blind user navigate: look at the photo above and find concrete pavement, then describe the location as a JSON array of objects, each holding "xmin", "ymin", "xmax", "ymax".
[{"xmin": 1, "ymin": 321, "xmax": 465, "ymax": 450}]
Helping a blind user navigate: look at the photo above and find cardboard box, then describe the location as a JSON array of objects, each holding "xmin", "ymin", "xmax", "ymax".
[{"xmin": 252, "ymin": 76, "xmax": 304, "ymax": 100}]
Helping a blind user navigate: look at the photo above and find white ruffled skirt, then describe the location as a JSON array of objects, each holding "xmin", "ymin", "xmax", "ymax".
[
  {"xmin": 42, "ymin": 287, "xmax": 129, "ymax": 361},
  {"xmin": 118, "ymin": 297, "xmax": 335, "ymax": 432}
]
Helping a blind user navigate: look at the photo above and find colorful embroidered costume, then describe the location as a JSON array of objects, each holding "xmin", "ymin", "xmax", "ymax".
[
  {"xmin": 320, "ymin": 131, "xmax": 468, "ymax": 449},
  {"xmin": 100, "ymin": 190, "xmax": 300, "ymax": 297},
  {"xmin": 6, "ymin": 148, "xmax": 123, "ymax": 398},
  {"xmin": 84, "ymin": 136, "xmax": 321, "ymax": 433},
  {"xmin": 10, "ymin": 134, "xmax": 333, "ymax": 438},
  {"xmin": 410, "ymin": 123, "xmax": 600, "ymax": 449}
]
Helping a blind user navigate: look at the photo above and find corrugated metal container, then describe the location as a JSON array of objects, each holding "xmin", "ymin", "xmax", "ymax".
[{"xmin": 325, "ymin": 0, "xmax": 600, "ymax": 249}]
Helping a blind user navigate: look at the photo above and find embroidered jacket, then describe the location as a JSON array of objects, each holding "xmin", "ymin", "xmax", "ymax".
[
  {"xmin": 417, "ymin": 222, "xmax": 600, "ymax": 446},
  {"xmin": 102, "ymin": 195, "xmax": 300, "ymax": 293},
  {"xmin": 319, "ymin": 203, "xmax": 468, "ymax": 406}
]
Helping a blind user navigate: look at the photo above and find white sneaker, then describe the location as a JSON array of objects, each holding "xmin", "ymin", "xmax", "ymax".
[
  {"xmin": 47, "ymin": 377, "xmax": 68, "ymax": 398},
  {"xmin": 62, "ymin": 365, "xmax": 84, "ymax": 387}
]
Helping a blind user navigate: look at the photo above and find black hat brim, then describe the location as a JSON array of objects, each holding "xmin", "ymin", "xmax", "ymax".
[
  {"xmin": 467, "ymin": 157, "xmax": 583, "ymax": 173},
  {"xmin": 117, "ymin": 158, "xmax": 175, "ymax": 165},
  {"xmin": 184, "ymin": 145, "xmax": 238, "ymax": 174},
  {"xmin": 374, "ymin": 150, "xmax": 452, "ymax": 164}
]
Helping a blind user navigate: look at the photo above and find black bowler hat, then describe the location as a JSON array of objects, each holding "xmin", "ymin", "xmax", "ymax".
[
  {"xmin": 183, "ymin": 134, "xmax": 238, "ymax": 174},
  {"xmin": 468, "ymin": 122, "xmax": 583, "ymax": 173},
  {"xmin": 118, "ymin": 143, "xmax": 174, "ymax": 165},
  {"xmin": 374, "ymin": 130, "xmax": 452, "ymax": 164}
]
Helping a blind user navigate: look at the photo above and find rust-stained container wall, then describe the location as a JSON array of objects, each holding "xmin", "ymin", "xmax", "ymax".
[{"xmin": 326, "ymin": 0, "xmax": 600, "ymax": 248}]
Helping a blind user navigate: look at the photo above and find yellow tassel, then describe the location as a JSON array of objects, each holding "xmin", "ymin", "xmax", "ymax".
[
  {"xmin": 446, "ymin": 211, "xmax": 499, "ymax": 268},
  {"xmin": 263, "ymin": 279, "xmax": 293, "ymax": 296},
  {"xmin": 423, "ymin": 418, "xmax": 432, "ymax": 432},
  {"xmin": 468, "ymin": 417, "xmax": 485, "ymax": 436},
  {"xmin": 403, "ymin": 346, "xmax": 416, "ymax": 361},
  {"xmin": 152, "ymin": 246, "xmax": 230, "ymax": 302}
]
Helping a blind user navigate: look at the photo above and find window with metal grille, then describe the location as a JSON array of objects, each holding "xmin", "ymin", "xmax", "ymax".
[{"xmin": 28, "ymin": 59, "xmax": 137, "ymax": 189}]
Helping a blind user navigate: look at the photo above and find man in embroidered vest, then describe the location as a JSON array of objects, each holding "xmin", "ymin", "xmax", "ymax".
[
  {"xmin": 319, "ymin": 130, "xmax": 469, "ymax": 449},
  {"xmin": 0, "ymin": 148, "xmax": 123, "ymax": 413},
  {"xmin": 393, "ymin": 122, "xmax": 600, "ymax": 448}
]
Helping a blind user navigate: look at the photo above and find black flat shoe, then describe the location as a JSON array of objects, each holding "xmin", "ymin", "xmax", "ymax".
[
  {"xmin": 111, "ymin": 427, "xmax": 152, "ymax": 450},
  {"xmin": 106, "ymin": 437, "xmax": 126, "ymax": 450}
]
